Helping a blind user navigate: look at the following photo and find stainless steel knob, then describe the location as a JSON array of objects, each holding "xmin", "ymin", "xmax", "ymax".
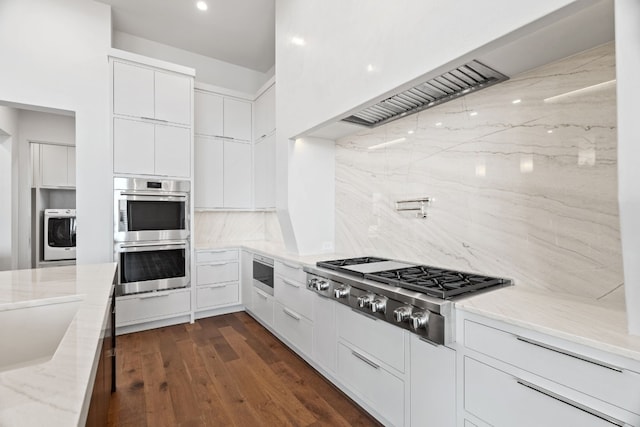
[
  {"xmin": 357, "ymin": 293, "xmax": 375, "ymax": 308},
  {"xmin": 315, "ymin": 280, "xmax": 329, "ymax": 291},
  {"xmin": 410, "ymin": 311, "xmax": 429, "ymax": 330},
  {"xmin": 393, "ymin": 306, "xmax": 412, "ymax": 322},
  {"xmin": 370, "ymin": 297, "xmax": 387, "ymax": 313},
  {"xmin": 333, "ymin": 286, "xmax": 349, "ymax": 298}
]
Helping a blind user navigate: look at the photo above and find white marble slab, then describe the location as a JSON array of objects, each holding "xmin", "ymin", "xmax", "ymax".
[
  {"xmin": 335, "ymin": 42, "xmax": 623, "ymax": 307},
  {"xmin": 0, "ymin": 263, "xmax": 117, "ymax": 426},
  {"xmin": 194, "ymin": 211, "xmax": 284, "ymax": 247}
]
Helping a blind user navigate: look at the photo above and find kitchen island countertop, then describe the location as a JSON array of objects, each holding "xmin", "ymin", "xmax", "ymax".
[{"xmin": 0, "ymin": 263, "xmax": 117, "ymax": 426}]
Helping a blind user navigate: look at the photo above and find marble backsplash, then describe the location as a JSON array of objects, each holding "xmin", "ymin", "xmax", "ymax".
[
  {"xmin": 194, "ymin": 211, "xmax": 284, "ymax": 247},
  {"xmin": 335, "ymin": 42, "xmax": 624, "ymax": 307}
]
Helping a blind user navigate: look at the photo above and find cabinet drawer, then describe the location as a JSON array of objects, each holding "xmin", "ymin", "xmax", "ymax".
[
  {"xmin": 274, "ymin": 260, "xmax": 306, "ymax": 284},
  {"xmin": 274, "ymin": 302, "xmax": 313, "ymax": 356},
  {"xmin": 196, "ymin": 283, "xmax": 239, "ymax": 310},
  {"xmin": 196, "ymin": 249, "xmax": 238, "ymax": 264},
  {"xmin": 197, "ymin": 262, "xmax": 238, "ymax": 286},
  {"xmin": 465, "ymin": 356, "xmax": 622, "ymax": 427},
  {"xmin": 338, "ymin": 342, "xmax": 404, "ymax": 427},
  {"xmin": 336, "ymin": 303, "xmax": 405, "ymax": 372},
  {"xmin": 117, "ymin": 289, "xmax": 190, "ymax": 325},
  {"xmin": 274, "ymin": 275, "xmax": 313, "ymax": 320},
  {"xmin": 464, "ymin": 320, "xmax": 640, "ymax": 414},
  {"xmin": 252, "ymin": 288, "xmax": 274, "ymax": 328}
]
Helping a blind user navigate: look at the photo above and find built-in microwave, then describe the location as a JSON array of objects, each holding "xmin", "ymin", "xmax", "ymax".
[
  {"xmin": 114, "ymin": 177, "xmax": 190, "ymax": 242},
  {"xmin": 114, "ymin": 240, "xmax": 190, "ymax": 296},
  {"xmin": 44, "ymin": 209, "xmax": 76, "ymax": 261},
  {"xmin": 253, "ymin": 254, "xmax": 274, "ymax": 296}
]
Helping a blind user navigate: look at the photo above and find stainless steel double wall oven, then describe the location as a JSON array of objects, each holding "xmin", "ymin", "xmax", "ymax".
[{"xmin": 114, "ymin": 178, "xmax": 190, "ymax": 296}]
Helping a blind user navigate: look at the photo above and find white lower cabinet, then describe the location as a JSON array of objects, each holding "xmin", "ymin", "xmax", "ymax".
[
  {"xmin": 252, "ymin": 287, "xmax": 274, "ymax": 327},
  {"xmin": 410, "ymin": 334, "xmax": 456, "ymax": 427},
  {"xmin": 240, "ymin": 250, "xmax": 253, "ymax": 309},
  {"xmin": 117, "ymin": 288, "xmax": 191, "ymax": 326},
  {"xmin": 312, "ymin": 293, "xmax": 336, "ymax": 373},
  {"xmin": 338, "ymin": 342, "xmax": 405, "ymax": 427},
  {"xmin": 274, "ymin": 302, "xmax": 313, "ymax": 356},
  {"xmin": 196, "ymin": 284, "xmax": 239, "ymax": 310}
]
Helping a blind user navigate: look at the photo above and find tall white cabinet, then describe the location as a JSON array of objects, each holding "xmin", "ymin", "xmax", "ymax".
[
  {"xmin": 111, "ymin": 56, "xmax": 193, "ymax": 178},
  {"xmin": 253, "ymin": 83, "xmax": 276, "ymax": 209}
]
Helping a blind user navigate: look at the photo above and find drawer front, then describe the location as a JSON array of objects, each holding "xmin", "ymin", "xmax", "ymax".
[
  {"xmin": 465, "ymin": 357, "xmax": 619, "ymax": 427},
  {"xmin": 196, "ymin": 283, "xmax": 239, "ymax": 309},
  {"xmin": 252, "ymin": 288, "xmax": 274, "ymax": 327},
  {"xmin": 274, "ymin": 302, "xmax": 313, "ymax": 356},
  {"xmin": 336, "ymin": 303, "xmax": 405, "ymax": 372},
  {"xmin": 196, "ymin": 249, "xmax": 238, "ymax": 264},
  {"xmin": 117, "ymin": 289, "xmax": 190, "ymax": 325},
  {"xmin": 338, "ymin": 342, "xmax": 404, "ymax": 427},
  {"xmin": 197, "ymin": 262, "xmax": 239, "ymax": 285},
  {"xmin": 274, "ymin": 260, "xmax": 306, "ymax": 284},
  {"xmin": 274, "ymin": 275, "xmax": 313, "ymax": 320},
  {"xmin": 465, "ymin": 320, "xmax": 640, "ymax": 414}
]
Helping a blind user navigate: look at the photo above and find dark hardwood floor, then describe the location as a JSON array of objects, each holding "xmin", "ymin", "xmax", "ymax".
[{"xmin": 108, "ymin": 312, "xmax": 382, "ymax": 426}]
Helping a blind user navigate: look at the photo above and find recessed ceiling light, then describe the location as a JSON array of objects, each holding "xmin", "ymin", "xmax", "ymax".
[
  {"xmin": 291, "ymin": 36, "xmax": 305, "ymax": 46},
  {"xmin": 512, "ymin": 99, "xmax": 522, "ymax": 104},
  {"xmin": 408, "ymin": 130, "xmax": 414, "ymax": 134},
  {"xmin": 196, "ymin": 1, "xmax": 208, "ymax": 11},
  {"xmin": 435, "ymin": 122, "xmax": 443, "ymax": 127},
  {"xmin": 469, "ymin": 111, "xmax": 478, "ymax": 117},
  {"xmin": 547, "ymin": 130, "xmax": 553, "ymax": 134}
]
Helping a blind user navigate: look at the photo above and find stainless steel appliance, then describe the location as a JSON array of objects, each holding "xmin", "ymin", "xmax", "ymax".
[
  {"xmin": 253, "ymin": 254, "xmax": 274, "ymax": 296},
  {"xmin": 43, "ymin": 209, "xmax": 76, "ymax": 261},
  {"xmin": 114, "ymin": 240, "xmax": 190, "ymax": 296},
  {"xmin": 305, "ymin": 257, "xmax": 512, "ymax": 345},
  {"xmin": 114, "ymin": 177, "xmax": 189, "ymax": 242}
]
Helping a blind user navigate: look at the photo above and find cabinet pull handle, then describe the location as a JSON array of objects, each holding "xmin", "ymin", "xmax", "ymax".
[
  {"xmin": 140, "ymin": 116, "xmax": 169, "ymax": 123},
  {"xmin": 255, "ymin": 289, "xmax": 269, "ymax": 299},
  {"xmin": 516, "ymin": 336, "xmax": 623, "ymax": 373},
  {"xmin": 138, "ymin": 292, "xmax": 171, "ymax": 299},
  {"xmin": 282, "ymin": 279, "xmax": 300, "ymax": 289},
  {"xmin": 209, "ymin": 285, "xmax": 227, "ymax": 290},
  {"xmin": 281, "ymin": 261, "xmax": 300, "ymax": 270},
  {"xmin": 351, "ymin": 350, "xmax": 380, "ymax": 370},
  {"xmin": 515, "ymin": 378, "xmax": 626, "ymax": 426},
  {"xmin": 283, "ymin": 307, "xmax": 301, "ymax": 321},
  {"xmin": 351, "ymin": 308, "xmax": 378, "ymax": 321},
  {"xmin": 205, "ymin": 261, "xmax": 231, "ymax": 266}
]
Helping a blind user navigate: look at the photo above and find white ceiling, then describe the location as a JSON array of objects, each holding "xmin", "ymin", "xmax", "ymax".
[{"xmin": 97, "ymin": 0, "xmax": 275, "ymax": 73}]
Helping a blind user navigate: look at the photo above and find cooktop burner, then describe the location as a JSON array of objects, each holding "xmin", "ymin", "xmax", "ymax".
[{"xmin": 365, "ymin": 265, "xmax": 508, "ymax": 299}]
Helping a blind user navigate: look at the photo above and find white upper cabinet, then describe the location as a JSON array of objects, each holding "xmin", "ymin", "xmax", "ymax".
[
  {"xmin": 113, "ymin": 61, "xmax": 154, "ymax": 119},
  {"xmin": 195, "ymin": 91, "xmax": 223, "ymax": 137},
  {"xmin": 253, "ymin": 133, "xmax": 275, "ymax": 208},
  {"xmin": 194, "ymin": 89, "xmax": 252, "ymax": 141},
  {"xmin": 223, "ymin": 141, "xmax": 252, "ymax": 208},
  {"xmin": 113, "ymin": 118, "xmax": 155, "ymax": 176},
  {"xmin": 155, "ymin": 124, "xmax": 191, "ymax": 177},
  {"xmin": 155, "ymin": 71, "xmax": 191, "ymax": 125},
  {"xmin": 40, "ymin": 144, "xmax": 75, "ymax": 188},
  {"xmin": 223, "ymin": 98, "xmax": 252, "ymax": 141},
  {"xmin": 113, "ymin": 60, "xmax": 191, "ymax": 126},
  {"xmin": 194, "ymin": 136, "xmax": 224, "ymax": 208},
  {"xmin": 254, "ymin": 84, "xmax": 275, "ymax": 140}
]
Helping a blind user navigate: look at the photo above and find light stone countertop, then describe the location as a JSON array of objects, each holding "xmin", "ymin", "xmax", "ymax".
[
  {"xmin": 198, "ymin": 240, "xmax": 640, "ymax": 363},
  {"xmin": 455, "ymin": 286, "xmax": 640, "ymax": 362},
  {"xmin": 0, "ymin": 263, "xmax": 117, "ymax": 426}
]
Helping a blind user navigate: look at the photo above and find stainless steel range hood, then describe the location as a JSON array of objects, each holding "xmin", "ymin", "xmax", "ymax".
[{"xmin": 341, "ymin": 60, "xmax": 508, "ymax": 128}]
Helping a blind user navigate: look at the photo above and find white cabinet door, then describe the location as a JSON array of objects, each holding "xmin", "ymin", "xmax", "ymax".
[
  {"xmin": 155, "ymin": 71, "xmax": 191, "ymax": 125},
  {"xmin": 67, "ymin": 147, "xmax": 76, "ymax": 187},
  {"xmin": 194, "ymin": 137, "xmax": 223, "ymax": 208},
  {"xmin": 194, "ymin": 91, "xmax": 224, "ymax": 137},
  {"xmin": 223, "ymin": 141, "xmax": 252, "ymax": 208},
  {"xmin": 223, "ymin": 98, "xmax": 252, "ymax": 141},
  {"xmin": 240, "ymin": 250, "xmax": 253, "ymax": 309},
  {"xmin": 113, "ymin": 118, "xmax": 155, "ymax": 175},
  {"xmin": 254, "ymin": 84, "xmax": 275, "ymax": 140},
  {"xmin": 313, "ymin": 293, "xmax": 336, "ymax": 373},
  {"xmin": 253, "ymin": 133, "xmax": 275, "ymax": 208},
  {"xmin": 113, "ymin": 61, "xmax": 154, "ymax": 119},
  {"xmin": 40, "ymin": 144, "xmax": 68, "ymax": 187},
  {"xmin": 410, "ymin": 334, "xmax": 456, "ymax": 427},
  {"xmin": 154, "ymin": 124, "xmax": 190, "ymax": 177}
]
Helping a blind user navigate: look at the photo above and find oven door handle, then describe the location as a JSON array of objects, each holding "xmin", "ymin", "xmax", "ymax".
[
  {"xmin": 120, "ymin": 192, "xmax": 187, "ymax": 200},
  {"xmin": 118, "ymin": 241, "xmax": 187, "ymax": 250}
]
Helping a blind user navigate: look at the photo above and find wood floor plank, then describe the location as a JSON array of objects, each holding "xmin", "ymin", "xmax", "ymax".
[{"xmin": 109, "ymin": 313, "xmax": 380, "ymax": 427}]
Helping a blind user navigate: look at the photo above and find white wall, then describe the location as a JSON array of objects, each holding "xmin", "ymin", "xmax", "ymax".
[
  {"xmin": 616, "ymin": 0, "xmax": 640, "ymax": 333},
  {"xmin": 0, "ymin": 106, "xmax": 19, "ymax": 270},
  {"xmin": 274, "ymin": 0, "xmax": 587, "ymax": 255},
  {"xmin": 113, "ymin": 31, "xmax": 272, "ymax": 94},
  {"xmin": 0, "ymin": 0, "xmax": 112, "ymax": 265}
]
